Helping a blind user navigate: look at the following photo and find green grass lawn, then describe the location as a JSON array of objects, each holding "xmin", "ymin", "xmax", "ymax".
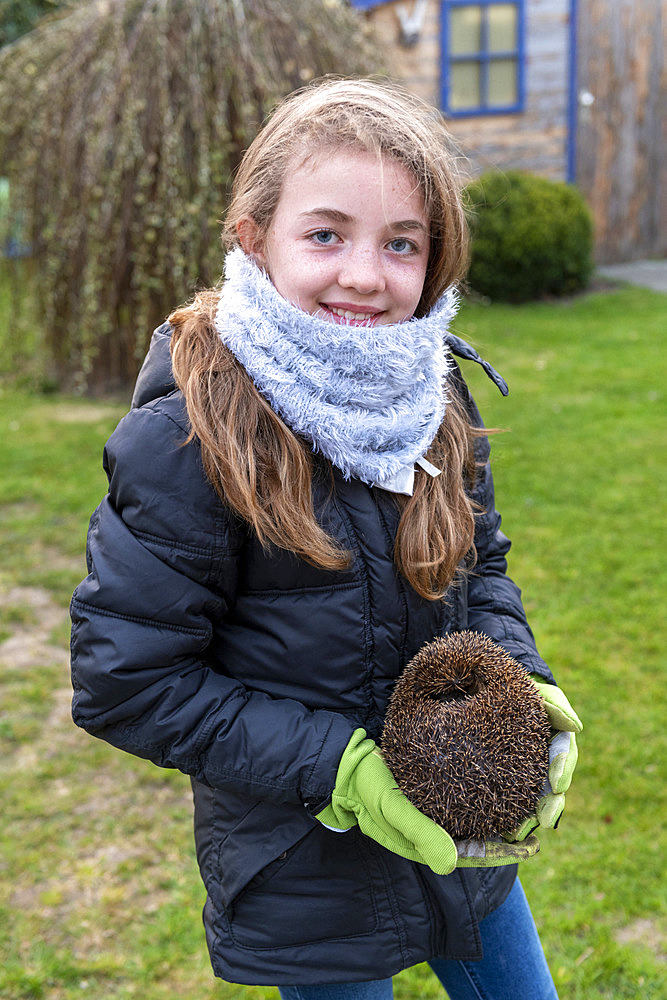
[{"xmin": 1, "ymin": 285, "xmax": 665, "ymax": 998}]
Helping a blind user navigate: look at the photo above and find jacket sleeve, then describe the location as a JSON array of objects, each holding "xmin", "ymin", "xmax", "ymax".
[
  {"xmin": 458, "ymin": 376, "xmax": 555, "ymax": 683},
  {"xmin": 70, "ymin": 399, "xmax": 355, "ymax": 810}
]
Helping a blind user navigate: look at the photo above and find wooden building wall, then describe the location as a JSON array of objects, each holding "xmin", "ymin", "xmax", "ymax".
[
  {"xmin": 367, "ymin": 0, "xmax": 442, "ymax": 106},
  {"xmin": 576, "ymin": 0, "xmax": 666, "ymax": 262},
  {"xmin": 453, "ymin": 0, "xmax": 570, "ymax": 181},
  {"xmin": 358, "ymin": 1, "xmax": 666, "ymax": 262},
  {"xmin": 364, "ymin": 0, "xmax": 571, "ymax": 180}
]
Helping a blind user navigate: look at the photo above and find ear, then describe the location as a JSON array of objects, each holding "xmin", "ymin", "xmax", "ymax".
[{"xmin": 236, "ymin": 215, "xmax": 267, "ymax": 266}]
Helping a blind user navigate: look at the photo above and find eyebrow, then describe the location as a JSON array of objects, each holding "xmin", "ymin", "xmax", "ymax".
[
  {"xmin": 298, "ymin": 208, "xmax": 428, "ymax": 234},
  {"xmin": 298, "ymin": 208, "xmax": 352, "ymax": 225},
  {"xmin": 392, "ymin": 218, "xmax": 429, "ymax": 235}
]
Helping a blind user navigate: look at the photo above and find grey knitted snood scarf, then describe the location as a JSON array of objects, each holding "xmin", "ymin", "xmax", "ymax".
[{"xmin": 214, "ymin": 248, "xmax": 459, "ymax": 492}]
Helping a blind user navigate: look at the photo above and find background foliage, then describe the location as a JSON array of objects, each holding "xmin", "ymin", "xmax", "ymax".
[
  {"xmin": 0, "ymin": 0, "xmax": 380, "ymax": 390},
  {"xmin": 465, "ymin": 170, "xmax": 594, "ymax": 303}
]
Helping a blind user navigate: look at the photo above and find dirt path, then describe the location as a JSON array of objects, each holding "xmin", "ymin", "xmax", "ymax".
[
  {"xmin": 0, "ymin": 584, "xmax": 70, "ymax": 669},
  {"xmin": 0, "ymin": 584, "xmax": 73, "ymax": 768}
]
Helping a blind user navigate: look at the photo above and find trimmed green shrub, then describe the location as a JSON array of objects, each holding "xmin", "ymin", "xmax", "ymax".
[{"xmin": 465, "ymin": 170, "xmax": 594, "ymax": 303}]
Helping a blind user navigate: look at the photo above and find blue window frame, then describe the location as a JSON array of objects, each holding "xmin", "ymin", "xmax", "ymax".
[
  {"xmin": 442, "ymin": 1, "xmax": 525, "ymax": 115},
  {"xmin": 349, "ymin": 1, "xmax": 525, "ymax": 117}
]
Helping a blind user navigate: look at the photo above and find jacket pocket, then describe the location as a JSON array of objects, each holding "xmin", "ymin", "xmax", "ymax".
[
  {"xmin": 226, "ymin": 825, "xmax": 381, "ymax": 951},
  {"xmin": 213, "ymin": 797, "xmax": 314, "ymax": 909}
]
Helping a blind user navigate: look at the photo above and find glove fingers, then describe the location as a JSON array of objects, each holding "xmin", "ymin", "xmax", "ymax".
[
  {"xmin": 326, "ymin": 788, "xmax": 455, "ymax": 872},
  {"xmin": 456, "ymin": 834, "xmax": 540, "ymax": 868},
  {"xmin": 544, "ymin": 703, "xmax": 582, "ymax": 733},
  {"xmin": 504, "ymin": 732, "xmax": 575, "ymax": 839},
  {"xmin": 380, "ymin": 789, "xmax": 457, "ymax": 875},
  {"xmin": 536, "ymin": 792, "xmax": 565, "ymax": 828},
  {"xmin": 548, "ymin": 731, "xmax": 578, "ymax": 793},
  {"xmin": 502, "ymin": 814, "xmax": 539, "ymax": 843},
  {"xmin": 535, "ymin": 683, "xmax": 583, "ymax": 733},
  {"xmin": 356, "ymin": 812, "xmax": 424, "ymax": 865}
]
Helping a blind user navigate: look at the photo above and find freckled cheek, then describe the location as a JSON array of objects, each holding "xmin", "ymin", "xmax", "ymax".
[
  {"xmin": 266, "ymin": 248, "xmax": 335, "ymax": 308},
  {"xmin": 390, "ymin": 265, "xmax": 428, "ymax": 309},
  {"xmin": 294, "ymin": 258, "xmax": 339, "ymax": 298}
]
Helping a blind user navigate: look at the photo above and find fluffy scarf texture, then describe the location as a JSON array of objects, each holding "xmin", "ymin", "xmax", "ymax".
[{"xmin": 214, "ymin": 248, "xmax": 459, "ymax": 490}]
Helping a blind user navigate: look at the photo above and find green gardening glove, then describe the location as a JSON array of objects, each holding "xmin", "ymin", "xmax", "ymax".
[
  {"xmin": 505, "ymin": 676, "xmax": 583, "ymax": 842},
  {"xmin": 315, "ymin": 729, "xmax": 457, "ymax": 875},
  {"xmin": 315, "ymin": 730, "xmax": 540, "ymax": 874}
]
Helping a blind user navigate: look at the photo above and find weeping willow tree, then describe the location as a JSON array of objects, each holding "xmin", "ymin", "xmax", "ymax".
[{"xmin": 0, "ymin": 0, "xmax": 380, "ymax": 389}]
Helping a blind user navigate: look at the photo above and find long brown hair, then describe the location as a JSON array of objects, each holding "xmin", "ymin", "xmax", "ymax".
[{"xmin": 170, "ymin": 77, "xmax": 480, "ymax": 600}]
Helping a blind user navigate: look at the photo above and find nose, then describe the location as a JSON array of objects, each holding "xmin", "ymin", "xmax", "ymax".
[{"xmin": 338, "ymin": 246, "xmax": 386, "ymax": 295}]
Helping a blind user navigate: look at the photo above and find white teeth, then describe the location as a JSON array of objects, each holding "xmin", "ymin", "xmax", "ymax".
[{"xmin": 330, "ymin": 306, "xmax": 374, "ymax": 321}]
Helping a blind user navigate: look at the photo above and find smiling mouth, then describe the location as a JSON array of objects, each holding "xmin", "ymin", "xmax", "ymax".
[{"xmin": 320, "ymin": 304, "xmax": 383, "ymax": 325}]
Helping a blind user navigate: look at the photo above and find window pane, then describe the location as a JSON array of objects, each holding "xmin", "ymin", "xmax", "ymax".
[
  {"xmin": 450, "ymin": 6, "xmax": 482, "ymax": 55},
  {"xmin": 450, "ymin": 61, "xmax": 482, "ymax": 110},
  {"xmin": 488, "ymin": 58, "xmax": 518, "ymax": 105},
  {"xmin": 488, "ymin": 4, "xmax": 518, "ymax": 52}
]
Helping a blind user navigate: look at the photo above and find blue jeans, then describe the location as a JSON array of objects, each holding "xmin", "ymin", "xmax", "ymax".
[{"xmin": 278, "ymin": 880, "xmax": 558, "ymax": 1000}]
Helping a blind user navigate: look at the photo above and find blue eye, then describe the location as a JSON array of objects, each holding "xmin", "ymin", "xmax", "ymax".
[
  {"xmin": 388, "ymin": 237, "xmax": 416, "ymax": 254},
  {"xmin": 311, "ymin": 229, "xmax": 338, "ymax": 245}
]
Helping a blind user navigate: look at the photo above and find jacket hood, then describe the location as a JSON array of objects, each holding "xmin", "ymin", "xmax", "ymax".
[
  {"xmin": 131, "ymin": 323, "xmax": 175, "ymax": 408},
  {"xmin": 130, "ymin": 321, "xmax": 508, "ymax": 411}
]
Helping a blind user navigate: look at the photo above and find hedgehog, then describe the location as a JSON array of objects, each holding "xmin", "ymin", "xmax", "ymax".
[{"xmin": 381, "ymin": 630, "xmax": 551, "ymax": 840}]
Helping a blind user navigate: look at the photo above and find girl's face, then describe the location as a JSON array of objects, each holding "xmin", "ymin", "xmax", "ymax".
[{"xmin": 239, "ymin": 148, "xmax": 430, "ymax": 326}]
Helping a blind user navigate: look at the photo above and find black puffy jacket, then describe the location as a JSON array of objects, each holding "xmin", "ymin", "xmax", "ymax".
[{"xmin": 70, "ymin": 326, "xmax": 554, "ymax": 986}]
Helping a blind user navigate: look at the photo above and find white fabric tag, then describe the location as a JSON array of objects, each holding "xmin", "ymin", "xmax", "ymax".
[
  {"xmin": 416, "ymin": 456, "xmax": 442, "ymax": 478},
  {"xmin": 373, "ymin": 464, "xmax": 415, "ymax": 496},
  {"xmin": 373, "ymin": 456, "xmax": 443, "ymax": 496}
]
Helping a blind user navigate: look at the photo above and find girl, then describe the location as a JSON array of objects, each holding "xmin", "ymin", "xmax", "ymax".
[{"xmin": 70, "ymin": 77, "xmax": 582, "ymax": 999}]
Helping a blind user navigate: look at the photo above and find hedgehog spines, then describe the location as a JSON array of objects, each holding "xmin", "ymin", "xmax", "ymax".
[{"xmin": 382, "ymin": 630, "xmax": 550, "ymax": 840}]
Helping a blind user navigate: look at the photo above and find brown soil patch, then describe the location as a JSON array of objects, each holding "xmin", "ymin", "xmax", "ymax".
[{"xmin": 615, "ymin": 918, "xmax": 666, "ymax": 962}]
